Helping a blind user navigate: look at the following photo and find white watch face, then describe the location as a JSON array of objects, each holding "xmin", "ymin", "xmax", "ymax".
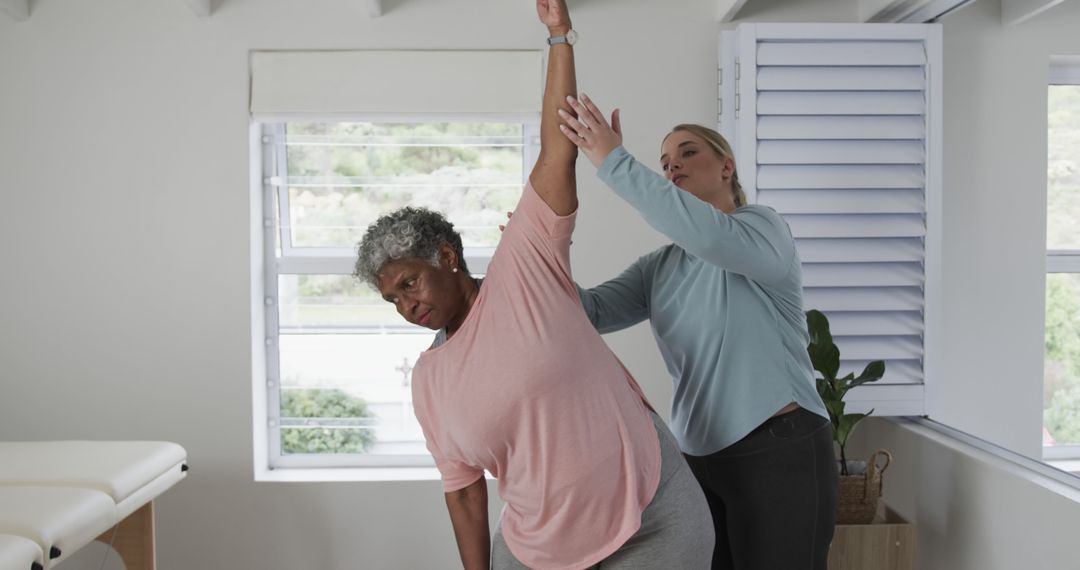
[{"xmin": 566, "ymin": 29, "xmax": 578, "ymax": 45}]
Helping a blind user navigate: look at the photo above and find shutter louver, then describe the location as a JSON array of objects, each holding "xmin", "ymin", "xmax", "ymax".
[{"xmin": 722, "ymin": 24, "xmax": 942, "ymax": 415}]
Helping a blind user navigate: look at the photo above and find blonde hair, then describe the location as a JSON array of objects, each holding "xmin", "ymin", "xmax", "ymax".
[{"xmin": 666, "ymin": 124, "xmax": 746, "ymax": 207}]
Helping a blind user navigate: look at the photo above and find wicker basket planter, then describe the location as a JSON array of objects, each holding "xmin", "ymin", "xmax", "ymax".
[{"xmin": 836, "ymin": 449, "xmax": 892, "ymax": 525}]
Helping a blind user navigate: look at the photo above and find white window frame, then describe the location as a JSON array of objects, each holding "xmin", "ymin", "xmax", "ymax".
[
  {"xmin": 1044, "ymin": 58, "xmax": 1080, "ymax": 463},
  {"xmin": 250, "ymin": 115, "xmax": 540, "ymax": 481}
]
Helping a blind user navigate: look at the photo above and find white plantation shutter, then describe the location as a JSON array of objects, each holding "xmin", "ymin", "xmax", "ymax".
[{"xmin": 720, "ymin": 24, "xmax": 942, "ymax": 415}]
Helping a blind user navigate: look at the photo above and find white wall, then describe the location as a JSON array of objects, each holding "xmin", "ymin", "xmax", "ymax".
[
  {"xmin": 931, "ymin": 0, "xmax": 1080, "ymax": 458},
  {"xmin": 732, "ymin": 0, "xmax": 856, "ymax": 21},
  {"xmin": 849, "ymin": 417, "xmax": 1080, "ymax": 570}
]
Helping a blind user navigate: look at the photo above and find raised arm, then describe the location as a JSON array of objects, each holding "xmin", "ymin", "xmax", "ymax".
[
  {"xmin": 528, "ymin": 0, "xmax": 578, "ymax": 216},
  {"xmin": 596, "ymin": 147, "xmax": 795, "ymax": 284},
  {"xmin": 560, "ymin": 98, "xmax": 795, "ymax": 284}
]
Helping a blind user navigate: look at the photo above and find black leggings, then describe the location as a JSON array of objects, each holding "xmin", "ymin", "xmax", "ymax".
[{"xmin": 683, "ymin": 408, "xmax": 838, "ymax": 570}]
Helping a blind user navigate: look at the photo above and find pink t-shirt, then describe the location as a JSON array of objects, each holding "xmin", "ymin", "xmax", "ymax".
[{"xmin": 411, "ymin": 183, "xmax": 661, "ymax": 570}]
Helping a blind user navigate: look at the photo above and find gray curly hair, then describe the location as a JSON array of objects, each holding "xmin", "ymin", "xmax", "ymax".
[{"xmin": 354, "ymin": 207, "xmax": 468, "ymax": 289}]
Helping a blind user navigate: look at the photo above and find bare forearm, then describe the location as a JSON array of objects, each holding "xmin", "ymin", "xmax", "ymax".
[
  {"xmin": 540, "ymin": 35, "xmax": 578, "ymax": 164},
  {"xmin": 529, "ymin": 2, "xmax": 579, "ymax": 215},
  {"xmin": 445, "ymin": 478, "xmax": 490, "ymax": 570}
]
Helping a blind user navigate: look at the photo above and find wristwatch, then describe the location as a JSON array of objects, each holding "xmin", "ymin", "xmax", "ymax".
[{"xmin": 547, "ymin": 29, "xmax": 578, "ymax": 46}]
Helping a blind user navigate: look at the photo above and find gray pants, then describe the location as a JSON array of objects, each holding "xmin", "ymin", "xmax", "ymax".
[{"xmin": 491, "ymin": 413, "xmax": 714, "ymax": 569}]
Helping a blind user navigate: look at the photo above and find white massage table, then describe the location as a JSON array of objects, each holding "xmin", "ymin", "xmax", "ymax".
[
  {"xmin": 0, "ymin": 535, "xmax": 43, "ymax": 570},
  {"xmin": 0, "ymin": 441, "xmax": 187, "ymax": 570}
]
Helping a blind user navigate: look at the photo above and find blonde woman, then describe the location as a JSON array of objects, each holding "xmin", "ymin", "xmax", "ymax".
[{"xmin": 559, "ymin": 100, "xmax": 838, "ymax": 570}]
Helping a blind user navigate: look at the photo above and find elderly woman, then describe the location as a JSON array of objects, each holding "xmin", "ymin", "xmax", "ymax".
[
  {"xmin": 557, "ymin": 97, "xmax": 838, "ymax": 569},
  {"xmin": 352, "ymin": 1, "xmax": 712, "ymax": 569}
]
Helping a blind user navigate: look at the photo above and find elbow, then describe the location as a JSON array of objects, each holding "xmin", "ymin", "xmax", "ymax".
[
  {"xmin": 749, "ymin": 255, "xmax": 795, "ymax": 286},
  {"xmin": 697, "ymin": 245, "xmax": 790, "ymax": 285},
  {"xmin": 446, "ymin": 476, "xmax": 487, "ymax": 505}
]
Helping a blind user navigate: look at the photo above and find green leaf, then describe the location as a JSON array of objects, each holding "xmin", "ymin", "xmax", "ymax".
[
  {"xmin": 806, "ymin": 310, "xmax": 833, "ymax": 346},
  {"xmin": 816, "ymin": 378, "xmax": 839, "ymax": 402},
  {"xmin": 825, "ymin": 400, "xmax": 846, "ymax": 423},
  {"xmin": 820, "ymin": 344, "xmax": 841, "ymax": 379},
  {"xmin": 808, "ymin": 343, "xmax": 832, "ymax": 380},
  {"xmin": 829, "ymin": 372, "xmax": 854, "ymax": 399},
  {"xmin": 850, "ymin": 360, "xmax": 886, "ymax": 388},
  {"xmin": 836, "ymin": 411, "xmax": 872, "ymax": 447},
  {"xmin": 808, "ymin": 341, "xmax": 840, "ymax": 380}
]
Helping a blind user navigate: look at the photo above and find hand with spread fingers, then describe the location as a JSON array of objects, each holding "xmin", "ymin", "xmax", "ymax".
[{"xmin": 558, "ymin": 93, "xmax": 623, "ymax": 168}]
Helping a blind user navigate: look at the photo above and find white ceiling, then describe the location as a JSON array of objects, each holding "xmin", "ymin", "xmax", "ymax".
[
  {"xmin": 720, "ymin": 0, "xmax": 1075, "ymax": 25},
  {"xmin": 0, "ymin": 0, "xmax": 1072, "ymax": 27},
  {"xmin": 0, "ymin": 0, "xmax": 383, "ymax": 20}
]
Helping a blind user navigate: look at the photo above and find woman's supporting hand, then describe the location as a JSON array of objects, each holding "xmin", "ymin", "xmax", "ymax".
[
  {"xmin": 536, "ymin": 0, "xmax": 571, "ymax": 34},
  {"xmin": 498, "ymin": 211, "xmax": 513, "ymax": 232},
  {"xmin": 559, "ymin": 93, "xmax": 623, "ymax": 168}
]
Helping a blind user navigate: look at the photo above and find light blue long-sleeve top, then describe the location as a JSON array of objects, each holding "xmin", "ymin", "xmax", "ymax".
[{"xmin": 578, "ymin": 145, "xmax": 828, "ymax": 456}]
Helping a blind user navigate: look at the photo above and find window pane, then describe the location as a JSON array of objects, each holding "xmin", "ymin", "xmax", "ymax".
[
  {"xmin": 279, "ymin": 333, "xmax": 434, "ymax": 455},
  {"xmin": 1045, "ymin": 273, "xmax": 1080, "ymax": 446},
  {"xmin": 278, "ymin": 275, "xmax": 405, "ymax": 330},
  {"xmin": 1048, "ymin": 86, "xmax": 1080, "ymax": 250},
  {"xmin": 284, "ymin": 122, "xmax": 524, "ymax": 249},
  {"xmin": 266, "ymin": 120, "xmax": 534, "ymax": 462}
]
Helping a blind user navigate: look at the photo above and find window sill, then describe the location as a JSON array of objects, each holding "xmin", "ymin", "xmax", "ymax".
[
  {"xmin": 1047, "ymin": 459, "xmax": 1080, "ymax": 477},
  {"xmin": 894, "ymin": 418, "xmax": 1080, "ymax": 499},
  {"xmin": 254, "ymin": 466, "xmax": 442, "ymax": 483}
]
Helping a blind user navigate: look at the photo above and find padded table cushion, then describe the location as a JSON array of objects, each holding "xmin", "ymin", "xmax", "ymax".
[
  {"xmin": 0, "ymin": 533, "xmax": 44, "ymax": 570},
  {"xmin": 0, "ymin": 442, "xmax": 186, "ymax": 507},
  {"xmin": 0, "ymin": 487, "xmax": 115, "ymax": 567}
]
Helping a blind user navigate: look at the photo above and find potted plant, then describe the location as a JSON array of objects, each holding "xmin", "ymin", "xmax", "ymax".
[{"xmin": 805, "ymin": 309, "xmax": 892, "ymax": 524}]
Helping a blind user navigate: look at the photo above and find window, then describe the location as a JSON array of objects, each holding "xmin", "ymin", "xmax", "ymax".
[
  {"xmin": 258, "ymin": 120, "xmax": 539, "ymax": 470},
  {"xmin": 248, "ymin": 49, "xmax": 542, "ymax": 477},
  {"xmin": 1044, "ymin": 57, "xmax": 1080, "ymax": 465}
]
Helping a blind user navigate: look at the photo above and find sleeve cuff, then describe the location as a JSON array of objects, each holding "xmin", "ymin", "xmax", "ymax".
[
  {"xmin": 441, "ymin": 471, "xmax": 485, "ymax": 493},
  {"xmin": 597, "ymin": 145, "xmax": 632, "ymax": 183}
]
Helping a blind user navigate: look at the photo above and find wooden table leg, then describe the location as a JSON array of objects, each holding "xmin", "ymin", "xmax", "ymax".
[{"xmin": 94, "ymin": 501, "xmax": 156, "ymax": 570}]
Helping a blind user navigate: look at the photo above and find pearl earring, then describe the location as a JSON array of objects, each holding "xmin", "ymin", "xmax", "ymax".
[{"xmin": 452, "ymin": 267, "xmax": 459, "ymax": 273}]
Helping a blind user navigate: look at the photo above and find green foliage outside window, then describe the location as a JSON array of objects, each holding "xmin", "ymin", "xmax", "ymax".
[
  {"xmin": 281, "ymin": 388, "xmax": 376, "ymax": 454},
  {"xmin": 1045, "ymin": 85, "xmax": 1080, "ymax": 446},
  {"xmin": 284, "ymin": 122, "xmax": 524, "ymax": 249},
  {"xmin": 1046, "ymin": 274, "xmax": 1080, "ymax": 444}
]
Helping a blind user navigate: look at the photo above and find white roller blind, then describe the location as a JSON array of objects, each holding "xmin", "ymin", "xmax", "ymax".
[
  {"xmin": 720, "ymin": 23, "xmax": 943, "ymax": 416},
  {"xmin": 250, "ymin": 50, "xmax": 543, "ymax": 117}
]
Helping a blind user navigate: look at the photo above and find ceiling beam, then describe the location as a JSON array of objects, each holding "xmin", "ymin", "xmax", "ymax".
[
  {"xmin": 182, "ymin": 0, "xmax": 212, "ymax": 17},
  {"xmin": 717, "ymin": 0, "xmax": 752, "ymax": 22},
  {"xmin": 860, "ymin": 0, "xmax": 907, "ymax": 21},
  {"xmin": 0, "ymin": 0, "xmax": 29, "ymax": 21},
  {"xmin": 366, "ymin": 0, "xmax": 382, "ymax": 18},
  {"xmin": 863, "ymin": 0, "xmax": 979, "ymax": 22},
  {"xmin": 1001, "ymin": 0, "xmax": 1068, "ymax": 25}
]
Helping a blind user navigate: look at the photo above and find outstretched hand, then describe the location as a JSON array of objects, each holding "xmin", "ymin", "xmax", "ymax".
[
  {"xmin": 536, "ymin": 0, "xmax": 571, "ymax": 33},
  {"xmin": 559, "ymin": 94, "xmax": 623, "ymax": 168}
]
